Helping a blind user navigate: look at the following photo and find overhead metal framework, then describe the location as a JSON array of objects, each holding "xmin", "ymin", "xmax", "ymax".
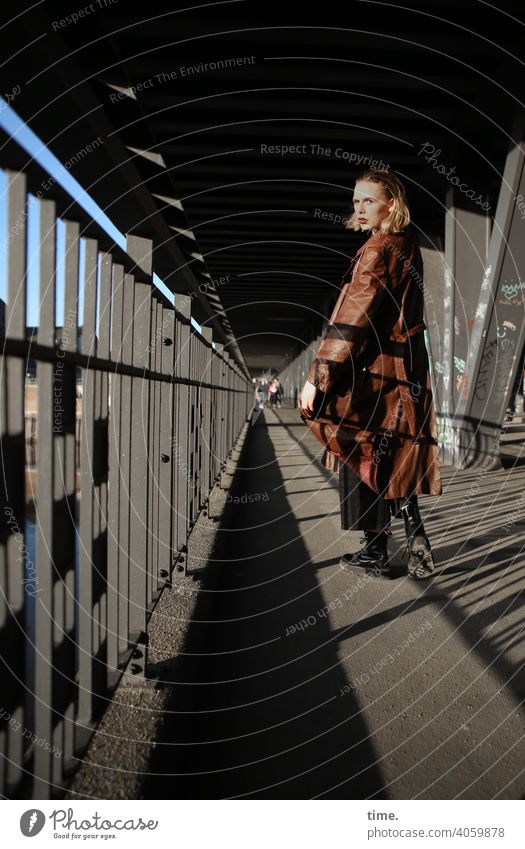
[{"xmin": 4, "ymin": 0, "xmax": 524, "ymax": 375}]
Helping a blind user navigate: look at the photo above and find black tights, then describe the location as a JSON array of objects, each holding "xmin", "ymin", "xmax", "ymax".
[{"xmin": 338, "ymin": 463, "xmax": 417, "ymax": 531}]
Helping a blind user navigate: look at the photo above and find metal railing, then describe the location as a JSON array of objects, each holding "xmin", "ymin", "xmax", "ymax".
[{"xmin": 0, "ymin": 164, "xmax": 252, "ymax": 799}]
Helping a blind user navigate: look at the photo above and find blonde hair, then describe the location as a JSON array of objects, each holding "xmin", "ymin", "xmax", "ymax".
[{"xmin": 345, "ymin": 169, "xmax": 411, "ymax": 234}]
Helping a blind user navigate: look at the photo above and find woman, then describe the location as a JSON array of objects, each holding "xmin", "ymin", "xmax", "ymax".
[
  {"xmin": 298, "ymin": 169, "xmax": 442, "ymax": 579},
  {"xmin": 268, "ymin": 378, "xmax": 283, "ymax": 408}
]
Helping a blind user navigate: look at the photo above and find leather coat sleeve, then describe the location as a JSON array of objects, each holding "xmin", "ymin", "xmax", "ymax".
[{"xmin": 306, "ymin": 241, "xmax": 390, "ymax": 394}]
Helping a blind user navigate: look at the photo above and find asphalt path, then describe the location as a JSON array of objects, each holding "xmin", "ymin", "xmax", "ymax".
[{"xmin": 143, "ymin": 406, "xmax": 525, "ymax": 799}]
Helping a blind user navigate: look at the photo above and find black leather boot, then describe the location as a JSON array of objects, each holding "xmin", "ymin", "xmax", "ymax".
[
  {"xmin": 340, "ymin": 527, "xmax": 392, "ymax": 576},
  {"xmin": 400, "ymin": 496, "xmax": 436, "ymax": 579}
]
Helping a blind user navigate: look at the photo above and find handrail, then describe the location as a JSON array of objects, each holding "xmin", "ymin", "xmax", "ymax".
[{"xmin": 0, "ymin": 144, "xmax": 252, "ymax": 800}]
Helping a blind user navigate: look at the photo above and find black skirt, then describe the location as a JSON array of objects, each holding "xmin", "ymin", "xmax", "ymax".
[{"xmin": 338, "ymin": 463, "xmax": 411, "ymax": 530}]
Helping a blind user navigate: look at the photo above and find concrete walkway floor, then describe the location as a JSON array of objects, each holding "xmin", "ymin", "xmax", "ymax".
[{"xmin": 142, "ymin": 406, "xmax": 525, "ymax": 800}]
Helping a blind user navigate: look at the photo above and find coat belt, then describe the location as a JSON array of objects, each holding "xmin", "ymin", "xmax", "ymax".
[{"xmin": 390, "ymin": 320, "xmax": 427, "ymax": 343}]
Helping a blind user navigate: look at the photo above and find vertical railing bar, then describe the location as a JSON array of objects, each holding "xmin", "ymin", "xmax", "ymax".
[
  {"xmin": 189, "ymin": 330, "xmax": 197, "ymax": 526},
  {"xmin": 98, "ymin": 364, "xmax": 109, "ymax": 680},
  {"xmin": 151, "ymin": 299, "xmax": 162, "ymax": 597},
  {"xmin": 214, "ymin": 344, "xmax": 225, "ymax": 477},
  {"xmin": 152, "ymin": 299, "xmax": 160, "ymax": 599},
  {"xmin": 145, "ymin": 300, "xmax": 155, "ymax": 606},
  {"xmin": 76, "ymin": 237, "xmax": 97, "ymax": 748},
  {"xmin": 93, "ymin": 365, "xmax": 108, "ymax": 704},
  {"xmin": 170, "ymin": 314, "xmax": 180, "ymax": 559},
  {"xmin": 97, "ymin": 253, "xmax": 112, "ymax": 361},
  {"xmin": 53, "ymin": 220, "xmax": 79, "ymax": 789},
  {"xmin": 94, "ymin": 251, "xmax": 110, "ymax": 693},
  {"xmin": 174, "ymin": 297, "xmax": 191, "ymax": 573},
  {"xmin": 32, "ymin": 196, "xmax": 56, "ymax": 800},
  {"xmin": 160, "ymin": 305, "xmax": 174, "ymax": 584},
  {"xmin": 152, "ymin": 301, "xmax": 160, "ymax": 591},
  {"xmin": 107, "ymin": 263, "xmax": 124, "ymax": 671},
  {"xmin": 120, "ymin": 273, "xmax": 134, "ymax": 654},
  {"xmin": 200, "ymin": 328, "xmax": 213, "ymax": 508},
  {"xmin": 128, "ymin": 279, "xmax": 150, "ymax": 667},
  {"xmin": 1, "ymin": 171, "xmax": 28, "ymax": 797}
]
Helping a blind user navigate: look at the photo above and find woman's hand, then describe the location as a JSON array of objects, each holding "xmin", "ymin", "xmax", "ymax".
[{"xmin": 299, "ymin": 380, "xmax": 318, "ymax": 417}]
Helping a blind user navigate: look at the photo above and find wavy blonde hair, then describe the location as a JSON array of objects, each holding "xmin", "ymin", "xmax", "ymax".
[{"xmin": 345, "ymin": 169, "xmax": 411, "ymax": 234}]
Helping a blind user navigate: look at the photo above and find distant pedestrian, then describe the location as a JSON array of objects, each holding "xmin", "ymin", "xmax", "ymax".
[
  {"xmin": 256, "ymin": 379, "xmax": 268, "ymax": 408},
  {"xmin": 268, "ymin": 378, "xmax": 282, "ymax": 408}
]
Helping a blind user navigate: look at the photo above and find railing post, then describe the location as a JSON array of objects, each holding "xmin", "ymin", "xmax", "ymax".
[
  {"xmin": 173, "ymin": 295, "xmax": 192, "ymax": 574},
  {"xmin": 212, "ymin": 340, "xmax": 224, "ymax": 483},
  {"xmin": 107, "ymin": 264, "xmax": 126, "ymax": 675},
  {"xmin": 76, "ymin": 244, "xmax": 112, "ymax": 754},
  {"xmin": 200, "ymin": 327, "xmax": 213, "ymax": 508},
  {"xmin": 0, "ymin": 171, "xmax": 28, "ymax": 797},
  {"xmin": 125, "ymin": 235, "xmax": 154, "ymax": 679},
  {"xmin": 158, "ymin": 303, "xmax": 175, "ymax": 587}
]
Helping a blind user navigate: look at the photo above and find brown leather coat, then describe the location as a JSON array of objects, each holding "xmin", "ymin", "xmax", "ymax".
[{"xmin": 300, "ymin": 225, "xmax": 442, "ymax": 500}]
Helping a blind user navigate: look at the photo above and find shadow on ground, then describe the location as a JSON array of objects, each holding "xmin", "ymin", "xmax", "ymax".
[{"xmin": 141, "ymin": 411, "xmax": 389, "ymax": 799}]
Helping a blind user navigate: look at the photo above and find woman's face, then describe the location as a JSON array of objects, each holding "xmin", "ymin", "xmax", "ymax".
[{"xmin": 352, "ymin": 179, "xmax": 393, "ymax": 233}]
